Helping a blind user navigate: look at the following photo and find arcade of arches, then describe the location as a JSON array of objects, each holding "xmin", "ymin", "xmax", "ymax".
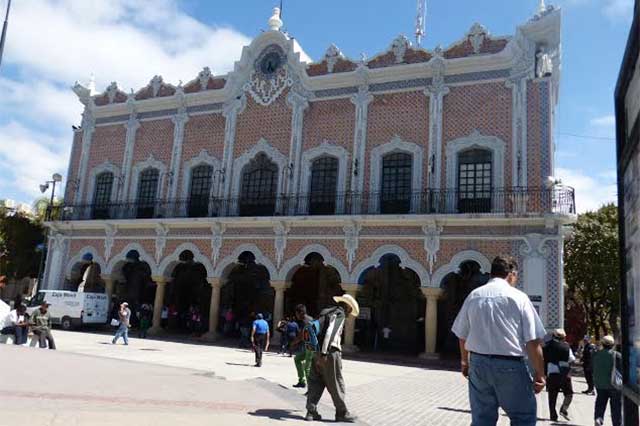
[{"xmin": 93, "ymin": 250, "xmax": 494, "ymax": 356}]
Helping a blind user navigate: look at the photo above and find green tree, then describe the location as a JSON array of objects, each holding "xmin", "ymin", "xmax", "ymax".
[
  {"xmin": 0, "ymin": 210, "xmax": 44, "ymax": 280},
  {"xmin": 564, "ymin": 203, "xmax": 620, "ymax": 339}
]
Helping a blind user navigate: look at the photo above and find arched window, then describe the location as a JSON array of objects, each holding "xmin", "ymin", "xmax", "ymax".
[
  {"xmin": 239, "ymin": 153, "xmax": 278, "ymax": 216},
  {"xmin": 309, "ymin": 156, "xmax": 338, "ymax": 215},
  {"xmin": 136, "ymin": 168, "xmax": 160, "ymax": 218},
  {"xmin": 92, "ymin": 172, "xmax": 114, "ymax": 219},
  {"xmin": 188, "ymin": 165, "xmax": 213, "ymax": 217},
  {"xmin": 380, "ymin": 152, "xmax": 412, "ymax": 214},
  {"xmin": 457, "ymin": 149, "xmax": 492, "ymax": 213}
]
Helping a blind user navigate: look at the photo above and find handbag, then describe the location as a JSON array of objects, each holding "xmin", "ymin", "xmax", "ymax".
[
  {"xmin": 611, "ymin": 350, "xmax": 623, "ymax": 390},
  {"xmin": 110, "ymin": 318, "xmax": 120, "ymax": 327}
]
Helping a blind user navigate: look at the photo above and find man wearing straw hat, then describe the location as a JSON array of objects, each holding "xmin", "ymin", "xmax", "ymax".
[{"xmin": 305, "ymin": 294, "xmax": 359, "ymax": 423}]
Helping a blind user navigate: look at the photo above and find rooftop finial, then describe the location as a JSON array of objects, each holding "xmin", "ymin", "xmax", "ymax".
[
  {"xmin": 415, "ymin": 0, "xmax": 426, "ymax": 47},
  {"xmin": 268, "ymin": 7, "xmax": 283, "ymax": 31},
  {"xmin": 538, "ymin": 0, "xmax": 546, "ymax": 13},
  {"xmin": 88, "ymin": 73, "xmax": 96, "ymax": 95}
]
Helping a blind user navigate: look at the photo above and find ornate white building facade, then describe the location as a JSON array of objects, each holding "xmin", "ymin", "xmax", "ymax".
[{"xmin": 43, "ymin": 7, "xmax": 574, "ymax": 355}]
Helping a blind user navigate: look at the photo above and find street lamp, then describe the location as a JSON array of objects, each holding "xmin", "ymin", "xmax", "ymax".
[
  {"xmin": 40, "ymin": 173, "xmax": 63, "ymax": 221},
  {"xmin": 36, "ymin": 173, "xmax": 62, "ymax": 294}
]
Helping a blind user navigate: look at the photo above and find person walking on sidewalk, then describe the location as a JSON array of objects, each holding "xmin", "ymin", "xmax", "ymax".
[
  {"xmin": 543, "ymin": 328, "xmax": 575, "ymax": 422},
  {"xmin": 592, "ymin": 335, "xmax": 622, "ymax": 426},
  {"xmin": 305, "ymin": 294, "xmax": 359, "ymax": 423},
  {"xmin": 30, "ymin": 301, "xmax": 56, "ymax": 349},
  {"xmin": 251, "ymin": 313, "xmax": 270, "ymax": 367},
  {"xmin": 452, "ymin": 255, "xmax": 546, "ymax": 426},
  {"xmin": 582, "ymin": 335, "xmax": 597, "ymax": 395},
  {"xmin": 112, "ymin": 302, "xmax": 131, "ymax": 345},
  {"xmin": 291, "ymin": 304, "xmax": 314, "ymax": 388}
]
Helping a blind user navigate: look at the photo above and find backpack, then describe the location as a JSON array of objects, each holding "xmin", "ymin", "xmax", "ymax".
[{"xmin": 302, "ymin": 319, "xmax": 321, "ymax": 351}]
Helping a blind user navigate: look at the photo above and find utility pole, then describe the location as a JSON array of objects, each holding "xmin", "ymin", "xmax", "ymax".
[{"xmin": 0, "ymin": 0, "xmax": 11, "ymax": 70}]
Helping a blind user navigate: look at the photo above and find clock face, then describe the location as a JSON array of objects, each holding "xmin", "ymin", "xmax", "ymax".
[{"xmin": 260, "ymin": 52, "xmax": 282, "ymax": 75}]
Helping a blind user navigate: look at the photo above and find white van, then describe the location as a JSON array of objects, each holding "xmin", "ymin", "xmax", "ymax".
[{"xmin": 27, "ymin": 290, "xmax": 109, "ymax": 330}]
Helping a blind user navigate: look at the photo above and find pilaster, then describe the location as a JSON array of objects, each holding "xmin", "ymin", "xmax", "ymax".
[
  {"xmin": 74, "ymin": 104, "xmax": 96, "ymax": 205},
  {"xmin": 221, "ymin": 96, "xmax": 247, "ymax": 199},
  {"xmin": 120, "ymin": 100, "xmax": 141, "ymax": 202},
  {"xmin": 350, "ymin": 85, "xmax": 373, "ymax": 194},
  {"xmin": 506, "ymin": 77, "xmax": 528, "ymax": 189},
  {"xmin": 167, "ymin": 89, "xmax": 190, "ymax": 200},
  {"xmin": 287, "ymin": 90, "xmax": 310, "ymax": 196}
]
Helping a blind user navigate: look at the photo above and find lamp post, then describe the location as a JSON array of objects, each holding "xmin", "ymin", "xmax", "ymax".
[{"xmin": 36, "ymin": 173, "xmax": 63, "ymax": 293}]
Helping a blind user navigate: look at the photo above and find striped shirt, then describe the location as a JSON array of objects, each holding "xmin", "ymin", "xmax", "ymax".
[{"xmin": 318, "ymin": 306, "xmax": 346, "ymax": 354}]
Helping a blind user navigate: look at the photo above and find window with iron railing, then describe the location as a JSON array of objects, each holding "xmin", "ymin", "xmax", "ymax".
[
  {"xmin": 239, "ymin": 153, "xmax": 278, "ymax": 216},
  {"xmin": 309, "ymin": 156, "xmax": 338, "ymax": 215},
  {"xmin": 457, "ymin": 149, "xmax": 492, "ymax": 213},
  {"xmin": 188, "ymin": 165, "xmax": 213, "ymax": 217},
  {"xmin": 136, "ymin": 168, "xmax": 159, "ymax": 218},
  {"xmin": 380, "ymin": 152, "xmax": 412, "ymax": 214},
  {"xmin": 92, "ymin": 172, "xmax": 114, "ymax": 219}
]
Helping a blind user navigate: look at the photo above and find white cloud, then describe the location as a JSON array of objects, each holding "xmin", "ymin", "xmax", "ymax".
[
  {"xmin": 0, "ymin": 0, "xmax": 251, "ymax": 205},
  {"xmin": 604, "ymin": 0, "xmax": 634, "ymax": 21},
  {"xmin": 590, "ymin": 115, "xmax": 616, "ymax": 128},
  {"xmin": 556, "ymin": 167, "xmax": 618, "ymax": 213},
  {"xmin": 0, "ymin": 122, "xmax": 69, "ymax": 200}
]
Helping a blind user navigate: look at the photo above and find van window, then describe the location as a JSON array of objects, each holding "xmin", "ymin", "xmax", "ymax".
[{"xmin": 29, "ymin": 292, "xmax": 45, "ymax": 307}]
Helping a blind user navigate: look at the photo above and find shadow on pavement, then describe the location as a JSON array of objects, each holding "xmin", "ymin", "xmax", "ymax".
[
  {"xmin": 248, "ymin": 408, "xmax": 306, "ymax": 421},
  {"xmin": 226, "ymin": 362, "xmax": 256, "ymax": 367},
  {"xmin": 437, "ymin": 407, "xmax": 576, "ymax": 425}
]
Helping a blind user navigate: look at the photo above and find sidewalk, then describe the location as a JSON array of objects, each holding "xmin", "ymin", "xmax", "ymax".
[{"xmin": 0, "ymin": 330, "xmax": 599, "ymax": 425}]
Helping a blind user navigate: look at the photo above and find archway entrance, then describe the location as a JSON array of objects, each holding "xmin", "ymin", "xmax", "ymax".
[
  {"xmin": 164, "ymin": 250, "xmax": 211, "ymax": 335},
  {"xmin": 67, "ymin": 253, "xmax": 105, "ymax": 293},
  {"xmin": 357, "ymin": 254, "xmax": 425, "ymax": 354},
  {"xmin": 111, "ymin": 250, "xmax": 155, "ymax": 327},
  {"xmin": 437, "ymin": 260, "xmax": 490, "ymax": 357},
  {"xmin": 220, "ymin": 251, "xmax": 274, "ymax": 345},
  {"xmin": 285, "ymin": 252, "xmax": 344, "ymax": 318}
]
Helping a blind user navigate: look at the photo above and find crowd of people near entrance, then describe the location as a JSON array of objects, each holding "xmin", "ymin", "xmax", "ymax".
[
  {"xmin": 0, "ymin": 297, "xmax": 56, "ymax": 349},
  {"xmin": 453, "ymin": 255, "xmax": 624, "ymax": 426}
]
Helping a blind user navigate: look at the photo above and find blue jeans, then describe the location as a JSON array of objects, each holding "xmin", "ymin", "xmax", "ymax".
[
  {"xmin": 468, "ymin": 353, "xmax": 537, "ymax": 426},
  {"xmin": 113, "ymin": 324, "xmax": 129, "ymax": 344}
]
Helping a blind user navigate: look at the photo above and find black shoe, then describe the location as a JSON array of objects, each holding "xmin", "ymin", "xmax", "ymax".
[
  {"xmin": 305, "ymin": 411, "xmax": 322, "ymax": 421},
  {"xmin": 335, "ymin": 413, "xmax": 357, "ymax": 423},
  {"xmin": 550, "ymin": 416, "xmax": 558, "ymax": 422},
  {"xmin": 559, "ymin": 410, "xmax": 570, "ymax": 421},
  {"xmin": 293, "ymin": 382, "xmax": 306, "ymax": 388}
]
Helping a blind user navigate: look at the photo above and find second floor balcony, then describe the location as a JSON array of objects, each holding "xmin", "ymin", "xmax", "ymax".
[{"xmin": 50, "ymin": 187, "xmax": 576, "ymax": 222}]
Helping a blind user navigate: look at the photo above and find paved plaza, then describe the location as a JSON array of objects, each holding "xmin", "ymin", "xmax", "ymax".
[{"xmin": 0, "ymin": 330, "xmax": 598, "ymax": 425}]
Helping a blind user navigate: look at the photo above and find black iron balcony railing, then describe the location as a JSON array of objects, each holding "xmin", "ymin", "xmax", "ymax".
[{"xmin": 48, "ymin": 187, "xmax": 575, "ymax": 221}]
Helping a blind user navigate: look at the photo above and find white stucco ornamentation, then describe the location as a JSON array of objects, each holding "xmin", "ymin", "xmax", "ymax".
[
  {"xmin": 369, "ymin": 136, "xmax": 424, "ymax": 212},
  {"xmin": 445, "ymin": 130, "xmax": 506, "ymax": 198},
  {"xmin": 157, "ymin": 242, "xmax": 215, "ymax": 278},
  {"xmin": 389, "ymin": 35, "xmax": 411, "ymax": 63},
  {"xmin": 425, "ymin": 48, "xmax": 449, "ymax": 190},
  {"xmin": 277, "ymin": 243, "xmax": 349, "ymax": 283},
  {"xmin": 286, "ymin": 90, "xmax": 310, "ymax": 197},
  {"xmin": 105, "ymin": 82, "xmax": 119, "ymax": 104},
  {"xmin": 198, "ymin": 67, "xmax": 212, "ymax": 90},
  {"xmin": 299, "ymin": 142, "xmax": 350, "ymax": 213},
  {"xmin": 74, "ymin": 104, "xmax": 96, "ymax": 205},
  {"xmin": 181, "ymin": 150, "xmax": 221, "ymax": 199},
  {"xmin": 104, "ymin": 224, "xmax": 117, "ymax": 261},
  {"xmin": 324, "ymin": 44, "xmax": 343, "ymax": 73},
  {"xmin": 350, "ymin": 244, "xmax": 430, "ymax": 287},
  {"xmin": 467, "ymin": 23, "xmax": 488, "ymax": 54},
  {"xmin": 155, "ymin": 223, "xmax": 169, "ymax": 264},
  {"xmin": 244, "ymin": 64, "xmax": 293, "ymax": 106},
  {"xmin": 350, "ymin": 68, "xmax": 373, "ymax": 194},
  {"xmin": 64, "ymin": 245, "xmax": 106, "ymax": 280},
  {"xmin": 422, "ymin": 221, "xmax": 443, "ymax": 274},
  {"xmin": 104, "ymin": 243, "xmax": 157, "ymax": 276},
  {"xmin": 211, "ymin": 222, "xmax": 225, "ymax": 267},
  {"xmin": 431, "ymin": 250, "xmax": 492, "ymax": 288},
  {"xmin": 130, "ymin": 154, "xmax": 168, "ymax": 203},
  {"xmin": 168, "ymin": 87, "xmax": 190, "ymax": 200},
  {"xmin": 231, "ymin": 138, "xmax": 288, "ymax": 202},
  {"xmin": 268, "ymin": 7, "xmax": 283, "ymax": 31},
  {"xmin": 150, "ymin": 75, "xmax": 164, "ymax": 97},
  {"xmin": 85, "ymin": 161, "xmax": 120, "ymax": 204},
  {"xmin": 120, "ymin": 98, "xmax": 140, "ymax": 202},
  {"xmin": 221, "ymin": 95, "xmax": 247, "ymax": 198},
  {"xmin": 343, "ymin": 220, "xmax": 362, "ymax": 272},
  {"xmin": 214, "ymin": 243, "xmax": 278, "ymax": 280},
  {"xmin": 273, "ymin": 221, "xmax": 290, "ymax": 269}
]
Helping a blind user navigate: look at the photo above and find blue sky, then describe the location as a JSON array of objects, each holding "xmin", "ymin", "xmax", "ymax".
[{"xmin": 0, "ymin": 0, "xmax": 632, "ymax": 212}]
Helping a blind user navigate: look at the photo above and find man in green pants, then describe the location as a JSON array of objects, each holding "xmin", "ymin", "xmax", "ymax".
[{"xmin": 292, "ymin": 304, "xmax": 314, "ymax": 388}]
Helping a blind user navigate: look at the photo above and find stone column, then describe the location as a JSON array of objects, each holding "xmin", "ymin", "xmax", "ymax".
[
  {"xmin": 148, "ymin": 276, "xmax": 166, "ymax": 335},
  {"xmin": 270, "ymin": 280, "xmax": 287, "ymax": 345},
  {"xmin": 342, "ymin": 284, "xmax": 359, "ymax": 352},
  {"xmin": 203, "ymin": 277, "xmax": 222, "ymax": 342},
  {"xmin": 420, "ymin": 287, "xmax": 443, "ymax": 358}
]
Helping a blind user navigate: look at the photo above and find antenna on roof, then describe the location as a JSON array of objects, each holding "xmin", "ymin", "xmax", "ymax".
[
  {"xmin": 279, "ymin": 0, "xmax": 283, "ymax": 18},
  {"xmin": 415, "ymin": 0, "xmax": 426, "ymax": 47}
]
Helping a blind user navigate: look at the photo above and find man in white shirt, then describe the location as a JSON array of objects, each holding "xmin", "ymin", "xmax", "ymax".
[
  {"xmin": 0, "ymin": 304, "xmax": 29, "ymax": 345},
  {"xmin": 452, "ymin": 256, "xmax": 546, "ymax": 426}
]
